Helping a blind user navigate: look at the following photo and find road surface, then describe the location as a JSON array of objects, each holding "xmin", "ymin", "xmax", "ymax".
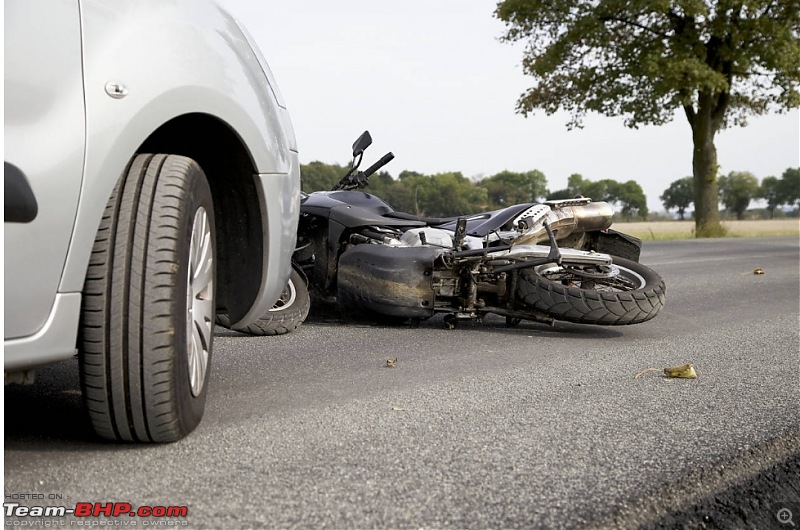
[{"xmin": 5, "ymin": 236, "xmax": 799, "ymax": 529}]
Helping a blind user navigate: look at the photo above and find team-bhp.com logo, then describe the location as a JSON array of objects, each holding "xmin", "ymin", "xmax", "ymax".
[{"xmin": 5, "ymin": 501, "xmax": 188, "ymax": 520}]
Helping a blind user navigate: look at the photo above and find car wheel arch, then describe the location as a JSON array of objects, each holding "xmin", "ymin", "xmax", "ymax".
[{"xmin": 137, "ymin": 113, "xmax": 270, "ymax": 322}]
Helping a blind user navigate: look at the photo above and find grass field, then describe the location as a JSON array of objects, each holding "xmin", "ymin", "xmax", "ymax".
[{"xmin": 612, "ymin": 219, "xmax": 800, "ymax": 240}]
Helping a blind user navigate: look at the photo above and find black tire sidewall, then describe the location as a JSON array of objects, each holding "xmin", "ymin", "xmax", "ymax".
[
  {"xmin": 215, "ymin": 268, "xmax": 310, "ymax": 335},
  {"xmin": 518, "ymin": 256, "xmax": 666, "ymax": 325}
]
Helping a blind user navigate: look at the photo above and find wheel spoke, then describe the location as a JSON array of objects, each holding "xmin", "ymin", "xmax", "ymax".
[
  {"xmin": 192, "ymin": 253, "xmax": 214, "ymax": 295},
  {"xmin": 190, "ymin": 210, "xmax": 204, "ymax": 265},
  {"xmin": 541, "ymin": 263, "xmax": 645, "ymax": 293},
  {"xmin": 187, "ymin": 338, "xmax": 198, "ymax": 392},
  {"xmin": 191, "ymin": 322, "xmax": 207, "ymax": 390},
  {"xmin": 194, "ymin": 296, "xmax": 214, "ymax": 345}
]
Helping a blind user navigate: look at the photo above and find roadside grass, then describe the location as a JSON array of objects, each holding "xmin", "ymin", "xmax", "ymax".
[{"xmin": 613, "ymin": 219, "xmax": 800, "ymax": 240}]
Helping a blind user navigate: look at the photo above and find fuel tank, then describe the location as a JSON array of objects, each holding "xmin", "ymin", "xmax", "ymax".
[{"xmin": 301, "ymin": 190, "xmax": 424, "ymax": 228}]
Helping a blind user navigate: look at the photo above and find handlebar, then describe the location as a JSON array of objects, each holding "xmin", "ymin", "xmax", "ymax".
[
  {"xmin": 332, "ymin": 151, "xmax": 394, "ymax": 191},
  {"xmin": 362, "ymin": 152, "xmax": 394, "ymax": 178}
]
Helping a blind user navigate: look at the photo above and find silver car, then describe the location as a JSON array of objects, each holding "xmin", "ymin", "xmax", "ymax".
[{"xmin": 4, "ymin": 0, "xmax": 301, "ymax": 442}]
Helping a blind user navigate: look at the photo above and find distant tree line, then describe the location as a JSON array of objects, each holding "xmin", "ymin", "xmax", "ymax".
[
  {"xmin": 661, "ymin": 167, "xmax": 800, "ymax": 220},
  {"xmin": 301, "ymin": 162, "xmax": 648, "ymax": 220},
  {"xmin": 302, "ymin": 162, "xmax": 799, "ymax": 221}
]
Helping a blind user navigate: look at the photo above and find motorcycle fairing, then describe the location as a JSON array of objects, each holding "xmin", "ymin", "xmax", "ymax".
[{"xmin": 337, "ymin": 244, "xmax": 439, "ymax": 318}]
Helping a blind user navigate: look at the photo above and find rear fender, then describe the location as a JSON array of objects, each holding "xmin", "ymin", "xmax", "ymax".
[{"xmin": 584, "ymin": 230, "xmax": 642, "ymax": 262}]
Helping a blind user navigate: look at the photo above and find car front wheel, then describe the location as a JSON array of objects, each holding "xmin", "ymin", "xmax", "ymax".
[{"xmin": 80, "ymin": 154, "xmax": 216, "ymax": 442}]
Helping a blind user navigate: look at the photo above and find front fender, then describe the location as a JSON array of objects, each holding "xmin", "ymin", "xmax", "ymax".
[{"xmin": 61, "ymin": 0, "xmax": 298, "ymax": 301}]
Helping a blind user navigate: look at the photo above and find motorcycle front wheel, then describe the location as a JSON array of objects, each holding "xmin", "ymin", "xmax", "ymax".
[
  {"xmin": 216, "ymin": 268, "xmax": 310, "ymax": 335},
  {"xmin": 516, "ymin": 257, "xmax": 665, "ymax": 325}
]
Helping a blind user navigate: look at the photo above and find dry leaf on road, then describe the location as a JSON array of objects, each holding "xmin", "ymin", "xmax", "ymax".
[{"xmin": 635, "ymin": 363, "xmax": 698, "ymax": 379}]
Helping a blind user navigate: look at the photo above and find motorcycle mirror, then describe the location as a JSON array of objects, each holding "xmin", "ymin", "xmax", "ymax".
[{"xmin": 352, "ymin": 131, "xmax": 372, "ymax": 158}]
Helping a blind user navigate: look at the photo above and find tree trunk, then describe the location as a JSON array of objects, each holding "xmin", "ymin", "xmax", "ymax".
[{"xmin": 688, "ymin": 97, "xmax": 725, "ymax": 237}]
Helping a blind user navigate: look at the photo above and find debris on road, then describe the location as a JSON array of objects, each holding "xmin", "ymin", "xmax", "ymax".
[
  {"xmin": 663, "ymin": 363, "xmax": 698, "ymax": 379},
  {"xmin": 635, "ymin": 363, "xmax": 698, "ymax": 379},
  {"xmin": 386, "ymin": 358, "xmax": 398, "ymax": 368}
]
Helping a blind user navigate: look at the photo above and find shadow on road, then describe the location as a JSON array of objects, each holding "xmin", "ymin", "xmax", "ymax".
[
  {"xmin": 4, "ymin": 358, "xmax": 117, "ymax": 450},
  {"xmin": 299, "ymin": 303, "xmax": 625, "ymax": 340}
]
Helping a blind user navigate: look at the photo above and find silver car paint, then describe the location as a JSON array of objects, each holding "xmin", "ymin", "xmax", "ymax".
[
  {"xmin": 5, "ymin": 0, "xmax": 301, "ymax": 370},
  {"xmin": 5, "ymin": 0, "xmax": 86, "ymax": 339}
]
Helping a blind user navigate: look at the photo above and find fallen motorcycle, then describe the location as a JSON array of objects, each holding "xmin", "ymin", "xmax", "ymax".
[{"xmin": 228, "ymin": 131, "xmax": 665, "ymax": 334}]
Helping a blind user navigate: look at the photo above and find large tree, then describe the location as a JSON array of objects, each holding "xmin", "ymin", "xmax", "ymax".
[
  {"xmin": 300, "ymin": 161, "xmax": 347, "ymax": 192},
  {"xmin": 615, "ymin": 179, "xmax": 650, "ymax": 220},
  {"xmin": 718, "ymin": 170, "xmax": 760, "ymax": 219},
  {"xmin": 478, "ymin": 170, "xmax": 549, "ymax": 208},
  {"xmin": 759, "ymin": 175, "xmax": 782, "ymax": 219},
  {"xmin": 780, "ymin": 167, "xmax": 800, "ymax": 208},
  {"xmin": 495, "ymin": 0, "xmax": 800, "ymax": 237},
  {"xmin": 661, "ymin": 176, "xmax": 695, "ymax": 220}
]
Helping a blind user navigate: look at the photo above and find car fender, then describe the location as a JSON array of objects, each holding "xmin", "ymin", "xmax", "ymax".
[{"xmin": 59, "ymin": 0, "xmax": 299, "ymax": 324}]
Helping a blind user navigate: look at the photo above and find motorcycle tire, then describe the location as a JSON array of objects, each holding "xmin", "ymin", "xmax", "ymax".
[
  {"xmin": 516, "ymin": 256, "xmax": 665, "ymax": 325},
  {"xmin": 216, "ymin": 268, "xmax": 310, "ymax": 335}
]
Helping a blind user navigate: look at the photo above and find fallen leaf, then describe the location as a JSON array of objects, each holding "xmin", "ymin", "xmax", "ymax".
[
  {"xmin": 635, "ymin": 364, "xmax": 698, "ymax": 379},
  {"xmin": 386, "ymin": 358, "xmax": 398, "ymax": 368},
  {"xmin": 663, "ymin": 363, "xmax": 698, "ymax": 379}
]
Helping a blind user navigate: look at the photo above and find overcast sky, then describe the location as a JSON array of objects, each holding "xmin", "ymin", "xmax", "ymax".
[{"xmin": 219, "ymin": 0, "xmax": 799, "ymax": 212}]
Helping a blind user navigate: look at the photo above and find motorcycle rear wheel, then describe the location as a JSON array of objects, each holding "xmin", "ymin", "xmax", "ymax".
[{"xmin": 516, "ymin": 257, "xmax": 665, "ymax": 325}]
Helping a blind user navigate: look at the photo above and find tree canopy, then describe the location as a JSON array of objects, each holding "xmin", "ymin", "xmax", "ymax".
[
  {"xmin": 479, "ymin": 170, "xmax": 549, "ymax": 208},
  {"xmin": 301, "ymin": 160, "xmax": 797, "ymax": 221},
  {"xmin": 759, "ymin": 176, "xmax": 782, "ymax": 219},
  {"xmin": 495, "ymin": 0, "xmax": 800, "ymax": 236},
  {"xmin": 780, "ymin": 167, "xmax": 800, "ymax": 208},
  {"xmin": 718, "ymin": 170, "xmax": 760, "ymax": 219},
  {"xmin": 660, "ymin": 177, "xmax": 694, "ymax": 220},
  {"xmin": 661, "ymin": 168, "xmax": 798, "ymax": 219},
  {"xmin": 550, "ymin": 174, "xmax": 649, "ymax": 220}
]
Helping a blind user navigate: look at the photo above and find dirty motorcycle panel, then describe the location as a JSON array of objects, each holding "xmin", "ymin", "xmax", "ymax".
[{"xmin": 293, "ymin": 131, "xmax": 665, "ymax": 328}]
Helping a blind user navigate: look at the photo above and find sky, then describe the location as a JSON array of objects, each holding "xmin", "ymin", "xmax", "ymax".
[{"xmin": 218, "ymin": 0, "xmax": 800, "ymax": 213}]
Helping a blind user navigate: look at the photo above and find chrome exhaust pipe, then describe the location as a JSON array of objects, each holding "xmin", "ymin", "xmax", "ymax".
[{"xmin": 513, "ymin": 201, "xmax": 614, "ymax": 246}]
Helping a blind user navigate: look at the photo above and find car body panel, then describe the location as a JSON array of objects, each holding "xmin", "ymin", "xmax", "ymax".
[
  {"xmin": 4, "ymin": 0, "xmax": 86, "ymax": 339},
  {"xmin": 5, "ymin": 0, "xmax": 300, "ymax": 371},
  {"xmin": 61, "ymin": 0, "xmax": 297, "ymax": 292},
  {"xmin": 4, "ymin": 294, "xmax": 82, "ymax": 372}
]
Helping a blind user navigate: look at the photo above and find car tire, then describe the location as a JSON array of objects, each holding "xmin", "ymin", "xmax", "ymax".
[
  {"xmin": 216, "ymin": 268, "xmax": 310, "ymax": 335},
  {"xmin": 80, "ymin": 154, "xmax": 216, "ymax": 442}
]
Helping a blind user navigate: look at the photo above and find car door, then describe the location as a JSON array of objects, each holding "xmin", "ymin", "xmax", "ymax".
[{"xmin": 4, "ymin": 0, "xmax": 86, "ymax": 339}]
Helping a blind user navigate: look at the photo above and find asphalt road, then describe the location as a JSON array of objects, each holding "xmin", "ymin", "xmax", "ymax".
[{"xmin": 5, "ymin": 236, "xmax": 800, "ymax": 529}]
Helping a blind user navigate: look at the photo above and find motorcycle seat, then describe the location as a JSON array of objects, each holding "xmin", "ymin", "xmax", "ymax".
[{"xmin": 383, "ymin": 211, "xmax": 462, "ymax": 226}]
